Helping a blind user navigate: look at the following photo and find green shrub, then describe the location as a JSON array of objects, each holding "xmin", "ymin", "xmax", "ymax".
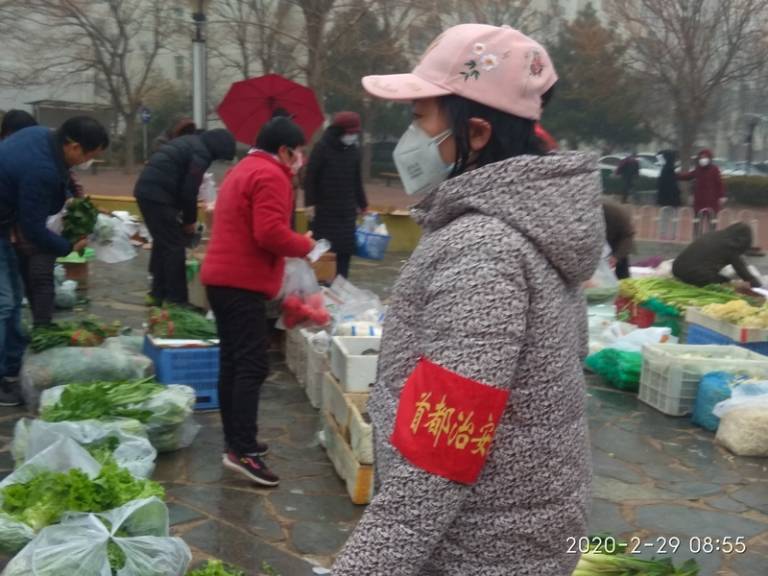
[
  {"xmin": 601, "ymin": 172, "xmax": 656, "ymax": 195},
  {"xmin": 724, "ymin": 176, "xmax": 768, "ymax": 206}
]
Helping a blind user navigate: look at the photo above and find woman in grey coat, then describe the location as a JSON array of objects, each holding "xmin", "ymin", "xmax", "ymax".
[{"xmin": 332, "ymin": 24, "xmax": 604, "ymax": 576}]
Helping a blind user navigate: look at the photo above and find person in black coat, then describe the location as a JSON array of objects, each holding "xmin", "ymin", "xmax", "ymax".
[
  {"xmin": 673, "ymin": 223, "xmax": 761, "ymax": 287},
  {"xmin": 304, "ymin": 112, "xmax": 368, "ymax": 278},
  {"xmin": 656, "ymin": 150, "xmax": 681, "ymax": 207},
  {"xmin": 134, "ymin": 129, "xmax": 235, "ymax": 306}
]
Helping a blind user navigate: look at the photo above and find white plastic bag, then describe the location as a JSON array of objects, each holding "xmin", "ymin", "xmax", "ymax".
[
  {"xmin": 584, "ymin": 243, "xmax": 619, "ymax": 302},
  {"xmin": 712, "ymin": 382, "xmax": 768, "ymax": 456},
  {"xmin": 0, "ymin": 438, "xmax": 101, "ymax": 554},
  {"xmin": 21, "ymin": 346, "xmax": 154, "ymax": 411},
  {"xmin": 328, "ymin": 276, "xmax": 385, "ymax": 330},
  {"xmin": 2, "ymin": 498, "xmax": 191, "ymax": 576},
  {"xmin": 608, "ymin": 326, "xmax": 673, "ymax": 352},
  {"xmin": 198, "ymin": 171, "xmax": 217, "ymax": 207},
  {"xmin": 46, "ymin": 212, "xmax": 64, "ymax": 235},
  {"xmin": 39, "ymin": 385, "xmax": 200, "ymax": 454},
  {"xmin": 278, "ymin": 259, "xmax": 330, "ymax": 329},
  {"xmin": 12, "ymin": 418, "xmax": 157, "ymax": 479},
  {"xmin": 90, "ymin": 214, "xmax": 137, "ymax": 264},
  {"xmin": 54, "ymin": 280, "xmax": 78, "ymax": 309}
]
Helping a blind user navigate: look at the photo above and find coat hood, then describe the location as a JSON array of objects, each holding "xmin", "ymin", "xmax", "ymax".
[
  {"xmin": 698, "ymin": 149, "xmax": 714, "ymax": 160},
  {"xmin": 659, "ymin": 149, "xmax": 677, "ymax": 166},
  {"xmin": 722, "ymin": 222, "xmax": 753, "ymax": 252},
  {"xmin": 201, "ymin": 129, "xmax": 236, "ymax": 161},
  {"xmin": 412, "ymin": 151, "xmax": 604, "ymax": 284}
]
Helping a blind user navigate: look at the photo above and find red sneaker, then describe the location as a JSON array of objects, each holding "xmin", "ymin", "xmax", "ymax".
[{"xmin": 222, "ymin": 450, "xmax": 279, "ymax": 487}]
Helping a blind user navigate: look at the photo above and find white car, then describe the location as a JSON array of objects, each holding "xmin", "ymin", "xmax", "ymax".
[{"xmin": 599, "ymin": 155, "xmax": 660, "ymax": 179}]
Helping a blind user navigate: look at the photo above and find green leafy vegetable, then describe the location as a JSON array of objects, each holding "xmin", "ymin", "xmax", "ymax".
[
  {"xmin": 187, "ymin": 559, "xmax": 246, "ymax": 576},
  {"xmin": 149, "ymin": 306, "xmax": 217, "ymax": 340},
  {"xmin": 29, "ymin": 319, "xmax": 122, "ymax": 352},
  {"xmin": 41, "ymin": 378, "xmax": 163, "ymax": 423},
  {"xmin": 62, "ymin": 196, "xmax": 99, "ymax": 243},
  {"xmin": 0, "ymin": 460, "xmax": 164, "ymax": 533},
  {"xmin": 85, "ymin": 436, "xmax": 121, "ymax": 465}
]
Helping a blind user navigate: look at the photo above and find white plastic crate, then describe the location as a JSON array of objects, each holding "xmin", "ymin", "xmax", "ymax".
[
  {"xmin": 639, "ymin": 344, "xmax": 768, "ymax": 416},
  {"xmin": 330, "ymin": 336, "xmax": 381, "ymax": 393}
]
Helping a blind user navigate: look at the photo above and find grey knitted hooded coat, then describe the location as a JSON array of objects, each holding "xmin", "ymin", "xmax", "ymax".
[{"xmin": 332, "ymin": 151, "xmax": 604, "ymax": 576}]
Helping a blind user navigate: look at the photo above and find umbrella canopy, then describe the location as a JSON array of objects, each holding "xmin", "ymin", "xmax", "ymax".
[{"xmin": 217, "ymin": 74, "xmax": 325, "ymax": 145}]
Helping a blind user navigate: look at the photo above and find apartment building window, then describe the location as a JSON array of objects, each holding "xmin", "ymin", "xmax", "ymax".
[{"xmin": 175, "ymin": 55, "xmax": 185, "ymax": 81}]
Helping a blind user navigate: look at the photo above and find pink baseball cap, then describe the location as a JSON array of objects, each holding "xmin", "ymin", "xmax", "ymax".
[{"xmin": 362, "ymin": 24, "xmax": 557, "ymax": 120}]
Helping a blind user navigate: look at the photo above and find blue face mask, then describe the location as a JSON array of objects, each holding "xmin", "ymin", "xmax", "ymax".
[{"xmin": 393, "ymin": 124, "xmax": 454, "ymax": 196}]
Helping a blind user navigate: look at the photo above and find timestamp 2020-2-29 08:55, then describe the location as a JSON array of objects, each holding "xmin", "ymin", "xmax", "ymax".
[{"xmin": 566, "ymin": 535, "xmax": 748, "ymax": 556}]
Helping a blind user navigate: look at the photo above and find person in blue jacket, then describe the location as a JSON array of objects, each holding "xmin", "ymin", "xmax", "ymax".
[{"xmin": 0, "ymin": 116, "xmax": 109, "ymax": 406}]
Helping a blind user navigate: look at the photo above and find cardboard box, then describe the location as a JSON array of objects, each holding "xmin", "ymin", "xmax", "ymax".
[{"xmin": 312, "ymin": 252, "xmax": 337, "ymax": 285}]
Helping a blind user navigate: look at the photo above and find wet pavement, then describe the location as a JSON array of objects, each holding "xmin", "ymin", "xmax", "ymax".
[{"xmin": 0, "ymin": 245, "xmax": 767, "ymax": 575}]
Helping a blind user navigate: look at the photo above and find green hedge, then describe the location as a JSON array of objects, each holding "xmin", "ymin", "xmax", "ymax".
[
  {"xmin": 601, "ymin": 172, "xmax": 657, "ymax": 195},
  {"xmin": 724, "ymin": 176, "xmax": 768, "ymax": 206}
]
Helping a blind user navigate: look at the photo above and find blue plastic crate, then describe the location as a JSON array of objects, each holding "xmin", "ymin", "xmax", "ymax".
[
  {"xmin": 143, "ymin": 336, "xmax": 219, "ymax": 410},
  {"xmin": 355, "ymin": 228, "xmax": 391, "ymax": 260},
  {"xmin": 687, "ymin": 323, "xmax": 768, "ymax": 356}
]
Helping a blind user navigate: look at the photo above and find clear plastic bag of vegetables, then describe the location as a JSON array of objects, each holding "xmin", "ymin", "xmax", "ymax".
[
  {"xmin": 12, "ymin": 418, "xmax": 157, "ymax": 479},
  {"xmin": 0, "ymin": 437, "xmax": 102, "ymax": 554},
  {"xmin": 20, "ymin": 346, "xmax": 154, "ymax": 411},
  {"xmin": 2, "ymin": 497, "xmax": 191, "ymax": 576},
  {"xmin": 90, "ymin": 213, "xmax": 137, "ymax": 264},
  {"xmin": 39, "ymin": 382, "xmax": 200, "ymax": 453}
]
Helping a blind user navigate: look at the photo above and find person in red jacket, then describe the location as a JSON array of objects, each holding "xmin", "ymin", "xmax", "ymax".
[
  {"xmin": 678, "ymin": 149, "xmax": 725, "ymax": 226},
  {"xmin": 201, "ymin": 116, "xmax": 315, "ymax": 486}
]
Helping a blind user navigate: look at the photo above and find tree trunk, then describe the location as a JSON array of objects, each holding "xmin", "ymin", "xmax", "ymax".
[{"xmin": 124, "ymin": 114, "xmax": 137, "ymax": 173}]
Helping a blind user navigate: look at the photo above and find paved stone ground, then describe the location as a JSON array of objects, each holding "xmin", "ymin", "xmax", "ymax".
[{"xmin": 0, "ymin": 244, "xmax": 767, "ymax": 575}]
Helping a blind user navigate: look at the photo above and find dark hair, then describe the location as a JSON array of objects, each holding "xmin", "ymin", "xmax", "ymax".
[
  {"xmin": 439, "ymin": 85, "xmax": 555, "ymax": 177},
  {"xmin": 55, "ymin": 116, "xmax": 110, "ymax": 152},
  {"xmin": 0, "ymin": 109, "xmax": 37, "ymax": 140},
  {"xmin": 255, "ymin": 117, "xmax": 305, "ymax": 153}
]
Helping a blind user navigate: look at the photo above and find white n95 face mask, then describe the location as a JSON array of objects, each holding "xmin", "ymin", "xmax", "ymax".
[
  {"xmin": 341, "ymin": 134, "xmax": 359, "ymax": 146},
  {"xmin": 393, "ymin": 124, "xmax": 454, "ymax": 196},
  {"xmin": 699, "ymin": 157, "xmax": 711, "ymax": 167}
]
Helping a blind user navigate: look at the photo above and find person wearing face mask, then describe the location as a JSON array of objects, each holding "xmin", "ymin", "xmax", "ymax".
[
  {"xmin": 332, "ymin": 24, "xmax": 604, "ymax": 576},
  {"xmin": 201, "ymin": 116, "xmax": 315, "ymax": 487},
  {"xmin": 0, "ymin": 116, "xmax": 108, "ymax": 406},
  {"xmin": 304, "ymin": 111, "xmax": 368, "ymax": 278},
  {"xmin": 678, "ymin": 149, "xmax": 725, "ymax": 234},
  {"xmin": 134, "ymin": 128, "xmax": 236, "ymax": 307}
]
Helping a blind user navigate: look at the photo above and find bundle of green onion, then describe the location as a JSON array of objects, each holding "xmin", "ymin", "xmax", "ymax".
[{"xmin": 572, "ymin": 537, "xmax": 699, "ymax": 575}]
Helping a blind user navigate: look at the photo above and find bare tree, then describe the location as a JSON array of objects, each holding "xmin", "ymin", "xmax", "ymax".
[
  {"xmin": 1, "ymin": 0, "xmax": 180, "ymax": 170},
  {"xmin": 208, "ymin": 0, "xmax": 300, "ymax": 80},
  {"xmin": 606, "ymin": 0, "xmax": 768, "ymax": 167},
  {"xmin": 452, "ymin": 0, "xmax": 562, "ymax": 34}
]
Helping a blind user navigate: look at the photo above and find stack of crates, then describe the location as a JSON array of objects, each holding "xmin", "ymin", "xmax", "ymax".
[{"xmin": 143, "ymin": 336, "xmax": 219, "ymax": 410}]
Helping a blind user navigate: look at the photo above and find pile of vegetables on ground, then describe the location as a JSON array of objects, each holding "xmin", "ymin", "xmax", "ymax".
[
  {"xmin": 0, "ymin": 460, "xmax": 163, "ymax": 535},
  {"xmin": 39, "ymin": 378, "xmax": 199, "ymax": 453},
  {"xmin": 700, "ymin": 299, "xmax": 768, "ymax": 328},
  {"xmin": 29, "ymin": 318, "xmax": 122, "ymax": 352},
  {"xmin": 187, "ymin": 560, "xmax": 246, "ymax": 576},
  {"xmin": 573, "ymin": 537, "xmax": 699, "ymax": 575},
  {"xmin": 62, "ymin": 196, "xmax": 99, "ymax": 244},
  {"xmin": 619, "ymin": 278, "xmax": 747, "ymax": 314},
  {"xmin": 149, "ymin": 306, "xmax": 218, "ymax": 339}
]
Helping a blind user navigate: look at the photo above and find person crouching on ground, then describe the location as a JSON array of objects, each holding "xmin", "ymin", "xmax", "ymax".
[
  {"xmin": 201, "ymin": 117, "xmax": 315, "ymax": 487},
  {"xmin": 673, "ymin": 223, "xmax": 761, "ymax": 288},
  {"xmin": 332, "ymin": 23, "xmax": 604, "ymax": 576}
]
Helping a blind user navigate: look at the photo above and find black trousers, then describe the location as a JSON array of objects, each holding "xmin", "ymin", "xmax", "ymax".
[
  {"xmin": 615, "ymin": 256, "xmax": 630, "ymax": 280},
  {"xmin": 336, "ymin": 252, "xmax": 352, "ymax": 278},
  {"xmin": 17, "ymin": 247, "xmax": 57, "ymax": 327},
  {"xmin": 207, "ymin": 285, "xmax": 269, "ymax": 455},
  {"xmin": 137, "ymin": 198, "xmax": 188, "ymax": 304}
]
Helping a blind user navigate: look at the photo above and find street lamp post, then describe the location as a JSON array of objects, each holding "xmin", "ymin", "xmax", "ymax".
[{"xmin": 189, "ymin": 0, "xmax": 211, "ymax": 130}]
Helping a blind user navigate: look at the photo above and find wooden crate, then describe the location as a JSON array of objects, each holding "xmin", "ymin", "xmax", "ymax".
[
  {"xmin": 322, "ymin": 372, "xmax": 369, "ymax": 440},
  {"xmin": 323, "ymin": 411, "xmax": 373, "ymax": 505},
  {"xmin": 312, "ymin": 252, "xmax": 337, "ymax": 285}
]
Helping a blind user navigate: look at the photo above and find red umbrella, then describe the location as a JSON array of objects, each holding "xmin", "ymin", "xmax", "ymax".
[{"xmin": 217, "ymin": 74, "xmax": 325, "ymax": 146}]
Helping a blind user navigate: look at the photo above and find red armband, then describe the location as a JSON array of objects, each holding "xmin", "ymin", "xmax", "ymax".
[{"xmin": 391, "ymin": 358, "xmax": 509, "ymax": 485}]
